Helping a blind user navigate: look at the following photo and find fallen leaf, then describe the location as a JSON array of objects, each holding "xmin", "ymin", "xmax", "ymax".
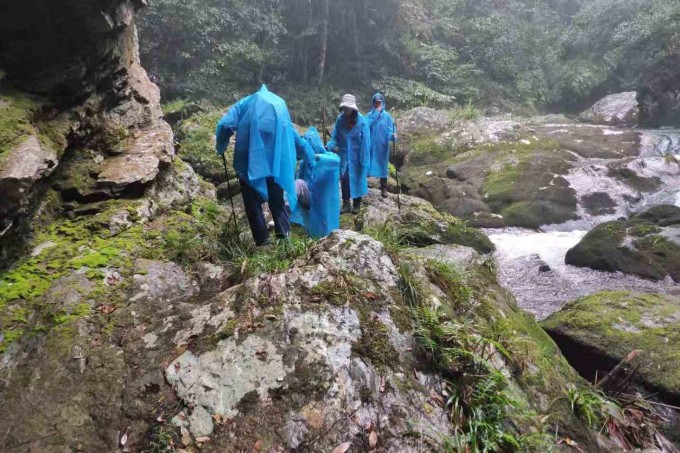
[
  {"xmin": 212, "ymin": 414, "xmax": 227, "ymax": 424},
  {"xmin": 627, "ymin": 350, "xmax": 641, "ymax": 362},
  {"xmin": 364, "ymin": 420, "xmax": 372, "ymax": 431},
  {"xmin": 254, "ymin": 439, "xmax": 264, "ymax": 451},
  {"xmin": 181, "ymin": 427, "xmax": 191, "ymax": 447},
  {"xmin": 369, "ymin": 431, "xmax": 378, "ymax": 449},
  {"xmin": 364, "ymin": 291, "xmax": 378, "ymax": 300},
  {"xmin": 429, "ymin": 389, "xmax": 445, "ymax": 407},
  {"xmin": 196, "ymin": 436, "xmax": 210, "ymax": 443},
  {"xmin": 97, "ymin": 304, "xmax": 116, "ymax": 315},
  {"xmin": 331, "ymin": 442, "xmax": 351, "ymax": 453},
  {"xmin": 156, "ymin": 415, "xmax": 166, "ymax": 423},
  {"xmin": 379, "ymin": 376, "xmax": 386, "ymax": 393},
  {"xmin": 120, "ymin": 427, "xmax": 129, "ymax": 446}
]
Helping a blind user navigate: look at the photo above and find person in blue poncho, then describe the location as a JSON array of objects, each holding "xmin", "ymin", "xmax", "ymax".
[
  {"xmin": 326, "ymin": 94, "xmax": 371, "ymax": 214},
  {"xmin": 291, "ymin": 127, "xmax": 341, "ymax": 238},
  {"xmin": 367, "ymin": 93, "xmax": 397, "ymax": 198},
  {"xmin": 215, "ymin": 85, "xmax": 302, "ymax": 246}
]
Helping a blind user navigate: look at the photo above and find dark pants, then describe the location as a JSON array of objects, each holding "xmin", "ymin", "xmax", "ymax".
[
  {"xmin": 380, "ymin": 178, "xmax": 387, "ymax": 190},
  {"xmin": 341, "ymin": 169, "xmax": 362, "ymax": 207},
  {"xmin": 240, "ymin": 177, "xmax": 289, "ymax": 246}
]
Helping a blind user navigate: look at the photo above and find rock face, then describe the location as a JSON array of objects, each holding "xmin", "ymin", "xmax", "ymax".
[
  {"xmin": 543, "ymin": 291, "xmax": 680, "ymax": 404},
  {"xmin": 0, "ymin": 135, "xmax": 58, "ymax": 236},
  {"xmin": 0, "ymin": 0, "xmax": 177, "ymax": 257},
  {"xmin": 565, "ymin": 205, "xmax": 680, "ymax": 281},
  {"xmin": 578, "ymin": 92, "xmax": 639, "ymax": 126},
  {"xmin": 355, "ymin": 189, "xmax": 495, "ymax": 254},
  {"xmin": 638, "ymin": 55, "xmax": 680, "ymax": 127}
]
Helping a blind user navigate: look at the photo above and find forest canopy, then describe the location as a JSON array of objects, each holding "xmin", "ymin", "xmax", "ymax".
[{"xmin": 138, "ymin": 0, "xmax": 680, "ymax": 119}]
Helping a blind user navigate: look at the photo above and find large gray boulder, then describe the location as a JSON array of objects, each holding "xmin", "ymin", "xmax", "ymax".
[{"xmin": 578, "ymin": 91, "xmax": 639, "ymax": 126}]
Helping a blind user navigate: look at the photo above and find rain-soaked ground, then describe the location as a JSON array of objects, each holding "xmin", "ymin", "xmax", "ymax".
[{"xmin": 486, "ymin": 126, "xmax": 680, "ymax": 320}]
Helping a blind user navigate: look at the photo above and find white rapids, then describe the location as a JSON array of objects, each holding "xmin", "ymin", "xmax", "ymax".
[{"xmin": 485, "ymin": 127, "xmax": 680, "ymax": 320}]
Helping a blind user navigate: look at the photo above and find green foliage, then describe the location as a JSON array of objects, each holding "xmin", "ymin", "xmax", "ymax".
[
  {"xmin": 567, "ymin": 387, "xmax": 606, "ymax": 429},
  {"xmin": 161, "ymin": 199, "xmax": 245, "ymax": 266},
  {"xmin": 396, "ymin": 258, "xmax": 547, "ymax": 452},
  {"xmin": 143, "ymin": 424, "xmax": 179, "ymax": 453},
  {"xmin": 448, "ymin": 102, "xmax": 481, "ymax": 122},
  {"xmin": 175, "ymin": 110, "xmax": 230, "ymax": 184},
  {"xmin": 374, "ymin": 77, "xmax": 457, "ymax": 110},
  {"xmin": 414, "ymin": 304, "xmax": 523, "ymax": 452},
  {"xmin": 239, "ymin": 236, "xmax": 315, "ymax": 276},
  {"xmin": 425, "ymin": 260, "xmax": 472, "ymax": 311},
  {"xmin": 138, "ymin": 0, "xmax": 680, "ymax": 114}
]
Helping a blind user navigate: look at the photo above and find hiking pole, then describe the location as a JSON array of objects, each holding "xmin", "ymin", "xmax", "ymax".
[
  {"xmin": 393, "ymin": 136, "xmax": 401, "ymax": 211},
  {"xmin": 221, "ymin": 154, "xmax": 240, "ymax": 235}
]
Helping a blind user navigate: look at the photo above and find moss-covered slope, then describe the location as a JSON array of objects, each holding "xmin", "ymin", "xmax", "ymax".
[{"xmin": 543, "ymin": 291, "xmax": 680, "ymax": 403}]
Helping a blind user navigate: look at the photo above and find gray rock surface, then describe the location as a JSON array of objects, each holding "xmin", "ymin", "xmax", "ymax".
[
  {"xmin": 131, "ymin": 259, "xmax": 199, "ymax": 303},
  {"xmin": 578, "ymin": 91, "xmax": 639, "ymax": 126}
]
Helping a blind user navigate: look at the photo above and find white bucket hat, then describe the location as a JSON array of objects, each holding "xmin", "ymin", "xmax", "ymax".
[{"xmin": 339, "ymin": 94, "xmax": 359, "ymax": 112}]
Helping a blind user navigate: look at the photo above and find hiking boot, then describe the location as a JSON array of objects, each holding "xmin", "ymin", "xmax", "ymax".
[
  {"xmin": 352, "ymin": 198, "xmax": 362, "ymax": 214},
  {"xmin": 341, "ymin": 200, "xmax": 352, "ymax": 214},
  {"xmin": 381, "ymin": 187, "xmax": 388, "ymax": 198}
]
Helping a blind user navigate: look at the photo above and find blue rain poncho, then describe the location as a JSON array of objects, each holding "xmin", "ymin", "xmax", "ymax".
[
  {"xmin": 215, "ymin": 85, "xmax": 298, "ymax": 211},
  {"xmin": 291, "ymin": 128, "xmax": 340, "ymax": 238},
  {"xmin": 326, "ymin": 112, "xmax": 371, "ymax": 199},
  {"xmin": 367, "ymin": 93, "xmax": 396, "ymax": 179},
  {"xmin": 297, "ymin": 126, "xmax": 327, "ymax": 181},
  {"xmin": 294, "ymin": 128, "xmax": 317, "ymax": 181}
]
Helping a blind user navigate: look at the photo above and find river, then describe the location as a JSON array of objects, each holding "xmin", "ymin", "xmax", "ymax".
[{"xmin": 487, "ymin": 127, "xmax": 680, "ymax": 319}]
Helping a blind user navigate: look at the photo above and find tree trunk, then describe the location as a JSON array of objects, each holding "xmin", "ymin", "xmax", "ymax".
[
  {"xmin": 304, "ymin": 0, "xmax": 311, "ymax": 84},
  {"xmin": 317, "ymin": 0, "xmax": 330, "ymax": 86}
]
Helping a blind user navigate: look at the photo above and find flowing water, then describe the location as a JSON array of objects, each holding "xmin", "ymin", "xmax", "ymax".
[{"xmin": 487, "ymin": 127, "xmax": 680, "ymax": 319}]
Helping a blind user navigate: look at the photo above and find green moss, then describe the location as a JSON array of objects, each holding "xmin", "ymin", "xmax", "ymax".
[
  {"xmin": 352, "ymin": 315, "xmax": 399, "ymax": 372},
  {"xmin": 0, "ymin": 198, "xmax": 163, "ymax": 348},
  {"xmin": 175, "ymin": 110, "xmax": 232, "ymax": 184},
  {"xmin": 481, "ymin": 139, "xmax": 577, "ymax": 228},
  {"xmin": 0, "ymin": 91, "xmax": 41, "ymax": 158},
  {"xmin": 53, "ymin": 303, "xmax": 92, "ymax": 325},
  {"xmin": 565, "ymin": 218, "xmax": 680, "ymax": 281},
  {"xmin": 441, "ymin": 215, "xmax": 495, "ymax": 254},
  {"xmin": 0, "ymin": 328, "xmax": 24, "ymax": 353},
  {"xmin": 628, "ymin": 223, "xmax": 661, "ymax": 237},
  {"xmin": 543, "ymin": 291, "xmax": 680, "ymax": 398},
  {"xmin": 406, "ymin": 134, "xmax": 455, "ymax": 166}
]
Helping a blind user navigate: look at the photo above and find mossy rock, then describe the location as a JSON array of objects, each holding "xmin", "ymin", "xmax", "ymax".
[
  {"xmin": 581, "ymin": 192, "xmax": 617, "ymax": 216},
  {"xmin": 633, "ymin": 204, "xmax": 680, "ymax": 226},
  {"xmin": 175, "ymin": 109, "xmax": 234, "ymax": 185},
  {"xmin": 542, "ymin": 291, "xmax": 680, "ymax": 403},
  {"xmin": 607, "ymin": 166, "xmax": 662, "ymax": 193},
  {"xmin": 401, "ymin": 131, "xmax": 579, "ymax": 228},
  {"xmin": 566, "ymin": 207, "xmax": 680, "ymax": 281}
]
